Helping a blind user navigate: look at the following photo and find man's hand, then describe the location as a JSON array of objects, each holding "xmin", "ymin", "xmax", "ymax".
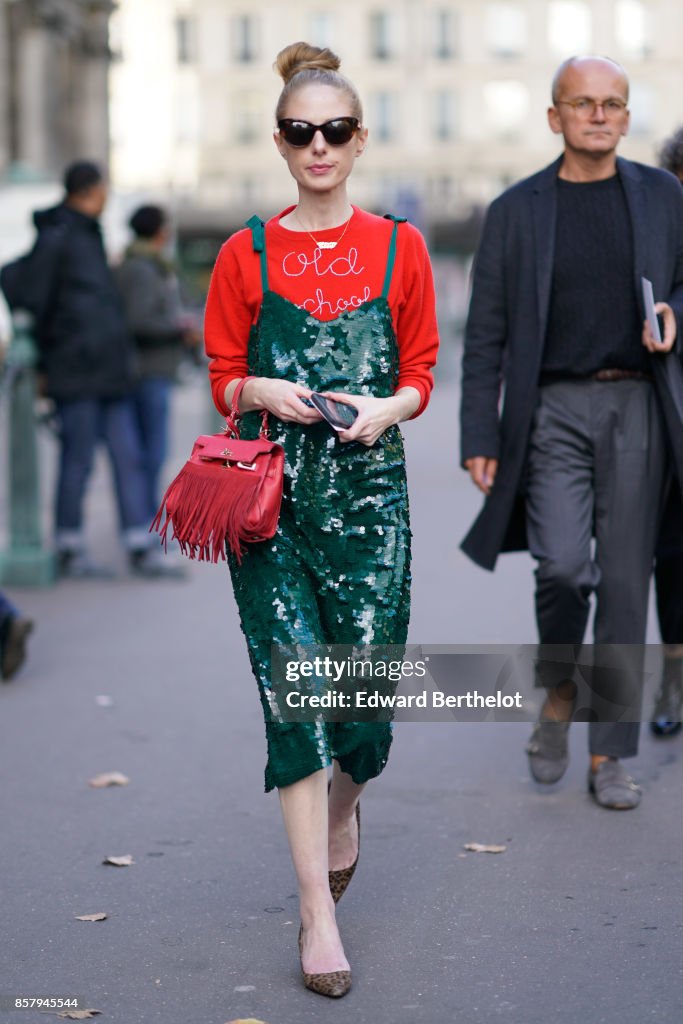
[
  {"xmin": 642, "ymin": 302, "xmax": 677, "ymax": 353},
  {"xmin": 464, "ymin": 456, "xmax": 499, "ymax": 496}
]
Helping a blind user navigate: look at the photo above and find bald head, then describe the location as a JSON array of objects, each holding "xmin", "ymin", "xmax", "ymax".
[{"xmin": 552, "ymin": 56, "xmax": 629, "ymax": 105}]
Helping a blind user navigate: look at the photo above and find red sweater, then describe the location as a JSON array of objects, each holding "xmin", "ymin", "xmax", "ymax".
[{"xmin": 205, "ymin": 206, "xmax": 439, "ymax": 417}]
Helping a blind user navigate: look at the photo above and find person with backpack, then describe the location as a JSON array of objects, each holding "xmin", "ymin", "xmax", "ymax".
[{"xmin": 3, "ymin": 161, "xmax": 179, "ymax": 579}]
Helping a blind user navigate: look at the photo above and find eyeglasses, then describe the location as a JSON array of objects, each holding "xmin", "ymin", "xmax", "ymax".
[
  {"xmin": 277, "ymin": 117, "xmax": 361, "ymax": 147},
  {"xmin": 556, "ymin": 98, "xmax": 628, "ymax": 118}
]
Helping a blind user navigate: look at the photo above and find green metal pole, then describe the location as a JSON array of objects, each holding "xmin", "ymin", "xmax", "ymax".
[{"xmin": 0, "ymin": 311, "xmax": 56, "ymax": 585}]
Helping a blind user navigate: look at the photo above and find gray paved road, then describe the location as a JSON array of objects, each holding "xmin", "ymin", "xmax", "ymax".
[{"xmin": 1, "ymin": 362, "xmax": 681, "ymax": 1024}]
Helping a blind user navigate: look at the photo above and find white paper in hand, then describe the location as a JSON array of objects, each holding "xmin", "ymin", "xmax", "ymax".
[{"xmin": 641, "ymin": 277, "xmax": 662, "ymax": 343}]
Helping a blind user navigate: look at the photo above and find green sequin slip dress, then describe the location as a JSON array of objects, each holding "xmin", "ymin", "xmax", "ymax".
[{"xmin": 229, "ymin": 214, "xmax": 412, "ymax": 792}]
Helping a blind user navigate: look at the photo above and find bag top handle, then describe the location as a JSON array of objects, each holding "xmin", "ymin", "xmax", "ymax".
[{"xmin": 225, "ymin": 376, "xmax": 269, "ymax": 439}]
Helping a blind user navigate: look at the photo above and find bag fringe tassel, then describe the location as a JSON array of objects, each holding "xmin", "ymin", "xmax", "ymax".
[{"xmin": 150, "ymin": 461, "xmax": 263, "ymax": 563}]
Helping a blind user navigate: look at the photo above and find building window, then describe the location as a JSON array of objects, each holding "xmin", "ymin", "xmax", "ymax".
[
  {"xmin": 175, "ymin": 91, "xmax": 199, "ymax": 143},
  {"xmin": 616, "ymin": 0, "xmax": 650, "ymax": 59},
  {"xmin": 239, "ymin": 178, "xmax": 258, "ymax": 209},
  {"xmin": 548, "ymin": 1, "xmax": 591, "ymax": 55},
  {"xmin": 433, "ymin": 8, "xmax": 457, "ymax": 59},
  {"xmin": 234, "ymin": 92, "xmax": 262, "ymax": 145},
  {"xmin": 433, "ymin": 175, "xmax": 457, "ymax": 205},
  {"xmin": 628, "ymin": 82, "xmax": 653, "ymax": 136},
  {"xmin": 486, "ymin": 3, "xmax": 527, "ymax": 59},
  {"xmin": 309, "ymin": 12, "xmax": 335, "ymax": 48},
  {"xmin": 372, "ymin": 92, "xmax": 397, "ymax": 142},
  {"xmin": 369, "ymin": 12, "xmax": 394, "ymax": 60},
  {"xmin": 108, "ymin": 8, "xmax": 123, "ymax": 62},
  {"xmin": 233, "ymin": 14, "xmax": 258, "ymax": 63},
  {"xmin": 483, "ymin": 80, "xmax": 530, "ymax": 141},
  {"xmin": 434, "ymin": 90, "xmax": 458, "ymax": 141},
  {"xmin": 175, "ymin": 16, "xmax": 196, "ymax": 64}
]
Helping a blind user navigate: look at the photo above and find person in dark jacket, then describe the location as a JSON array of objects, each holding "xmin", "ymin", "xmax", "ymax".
[
  {"xmin": 115, "ymin": 205, "xmax": 200, "ymax": 520},
  {"xmin": 650, "ymin": 127, "xmax": 683, "ymax": 737},
  {"xmin": 460, "ymin": 57, "xmax": 683, "ymax": 810},
  {"xmin": 31, "ymin": 160, "xmax": 178, "ymax": 578}
]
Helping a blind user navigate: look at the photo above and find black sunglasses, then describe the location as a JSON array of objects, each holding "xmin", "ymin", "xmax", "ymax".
[{"xmin": 277, "ymin": 117, "xmax": 361, "ymax": 148}]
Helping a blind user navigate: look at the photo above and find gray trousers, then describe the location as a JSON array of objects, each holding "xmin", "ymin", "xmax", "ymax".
[{"xmin": 526, "ymin": 380, "xmax": 667, "ymax": 758}]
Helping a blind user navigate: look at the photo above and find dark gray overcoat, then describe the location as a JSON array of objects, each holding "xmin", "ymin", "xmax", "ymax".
[{"xmin": 460, "ymin": 155, "xmax": 683, "ymax": 571}]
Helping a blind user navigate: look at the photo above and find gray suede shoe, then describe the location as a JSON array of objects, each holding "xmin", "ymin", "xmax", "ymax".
[
  {"xmin": 526, "ymin": 720, "xmax": 571, "ymax": 784},
  {"xmin": 649, "ymin": 659, "xmax": 683, "ymax": 738},
  {"xmin": 588, "ymin": 760, "xmax": 641, "ymax": 810}
]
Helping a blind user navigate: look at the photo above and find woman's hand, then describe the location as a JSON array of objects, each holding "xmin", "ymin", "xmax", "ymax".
[
  {"xmin": 226, "ymin": 377, "xmax": 322, "ymax": 424},
  {"xmin": 323, "ymin": 387, "xmax": 420, "ymax": 447}
]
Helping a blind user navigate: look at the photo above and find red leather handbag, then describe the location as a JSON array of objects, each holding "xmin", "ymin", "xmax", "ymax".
[{"xmin": 150, "ymin": 377, "xmax": 284, "ymax": 563}]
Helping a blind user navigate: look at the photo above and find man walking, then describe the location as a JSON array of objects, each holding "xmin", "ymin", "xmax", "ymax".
[
  {"xmin": 460, "ymin": 57, "xmax": 683, "ymax": 809},
  {"xmin": 115, "ymin": 204, "xmax": 201, "ymax": 523},
  {"xmin": 649, "ymin": 126, "xmax": 683, "ymax": 737},
  {"xmin": 27, "ymin": 161, "xmax": 179, "ymax": 578}
]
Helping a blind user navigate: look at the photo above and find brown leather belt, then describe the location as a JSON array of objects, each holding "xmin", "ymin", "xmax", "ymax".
[{"xmin": 591, "ymin": 368, "xmax": 654, "ymax": 383}]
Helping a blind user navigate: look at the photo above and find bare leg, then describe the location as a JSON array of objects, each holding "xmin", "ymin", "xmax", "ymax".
[
  {"xmin": 278, "ymin": 769, "xmax": 349, "ymax": 974},
  {"xmin": 540, "ymin": 679, "xmax": 577, "ymax": 722},
  {"xmin": 328, "ymin": 761, "xmax": 363, "ymax": 871}
]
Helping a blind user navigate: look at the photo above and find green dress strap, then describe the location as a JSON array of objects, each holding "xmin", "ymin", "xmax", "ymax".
[
  {"xmin": 245, "ymin": 211, "xmax": 405, "ymax": 299},
  {"xmin": 381, "ymin": 214, "xmax": 407, "ymax": 299},
  {"xmin": 245, "ymin": 214, "xmax": 269, "ymax": 292}
]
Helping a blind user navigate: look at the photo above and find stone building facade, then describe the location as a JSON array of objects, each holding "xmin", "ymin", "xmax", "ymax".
[
  {"xmin": 0, "ymin": 0, "xmax": 113, "ymax": 181},
  {"xmin": 110, "ymin": 0, "xmax": 683, "ymax": 227}
]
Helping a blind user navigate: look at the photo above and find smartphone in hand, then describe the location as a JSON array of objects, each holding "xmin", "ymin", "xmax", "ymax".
[
  {"xmin": 309, "ymin": 393, "xmax": 359, "ymax": 431},
  {"xmin": 642, "ymin": 277, "xmax": 665, "ymax": 343}
]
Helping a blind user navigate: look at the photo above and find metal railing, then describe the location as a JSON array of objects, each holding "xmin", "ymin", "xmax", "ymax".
[{"xmin": 0, "ymin": 311, "xmax": 55, "ymax": 585}]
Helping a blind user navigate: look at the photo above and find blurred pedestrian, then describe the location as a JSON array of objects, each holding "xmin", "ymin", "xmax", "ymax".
[
  {"xmin": 205, "ymin": 42, "xmax": 438, "ymax": 997},
  {"xmin": 460, "ymin": 57, "xmax": 683, "ymax": 809},
  {"xmin": 27, "ymin": 161, "xmax": 179, "ymax": 578},
  {"xmin": 115, "ymin": 205, "xmax": 201, "ymax": 521},
  {"xmin": 0, "ymin": 591, "xmax": 33, "ymax": 681},
  {"xmin": 650, "ymin": 127, "xmax": 683, "ymax": 737}
]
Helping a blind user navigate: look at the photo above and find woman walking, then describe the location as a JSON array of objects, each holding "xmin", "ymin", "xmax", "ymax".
[{"xmin": 204, "ymin": 42, "xmax": 438, "ymax": 998}]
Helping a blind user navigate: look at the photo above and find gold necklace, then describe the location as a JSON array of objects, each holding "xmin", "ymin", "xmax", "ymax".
[{"xmin": 294, "ymin": 210, "xmax": 353, "ymax": 250}]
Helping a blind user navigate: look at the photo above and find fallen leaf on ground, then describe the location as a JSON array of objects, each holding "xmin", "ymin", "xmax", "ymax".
[
  {"xmin": 102, "ymin": 854, "xmax": 134, "ymax": 867},
  {"xmin": 75, "ymin": 912, "xmax": 108, "ymax": 922},
  {"xmin": 463, "ymin": 842, "xmax": 507, "ymax": 854},
  {"xmin": 89, "ymin": 772, "xmax": 130, "ymax": 788},
  {"xmin": 56, "ymin": 1011, "xmax": 102, "ymax": 1020}
]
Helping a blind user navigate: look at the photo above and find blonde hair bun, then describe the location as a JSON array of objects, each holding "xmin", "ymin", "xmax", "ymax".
[
  {"xmin": 273, "ymin": 41, "xmax": 362, "ymax": 122},
  {"xmin": 275, "ymin": 42, "xmax": 341, "ymax": 84}
]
